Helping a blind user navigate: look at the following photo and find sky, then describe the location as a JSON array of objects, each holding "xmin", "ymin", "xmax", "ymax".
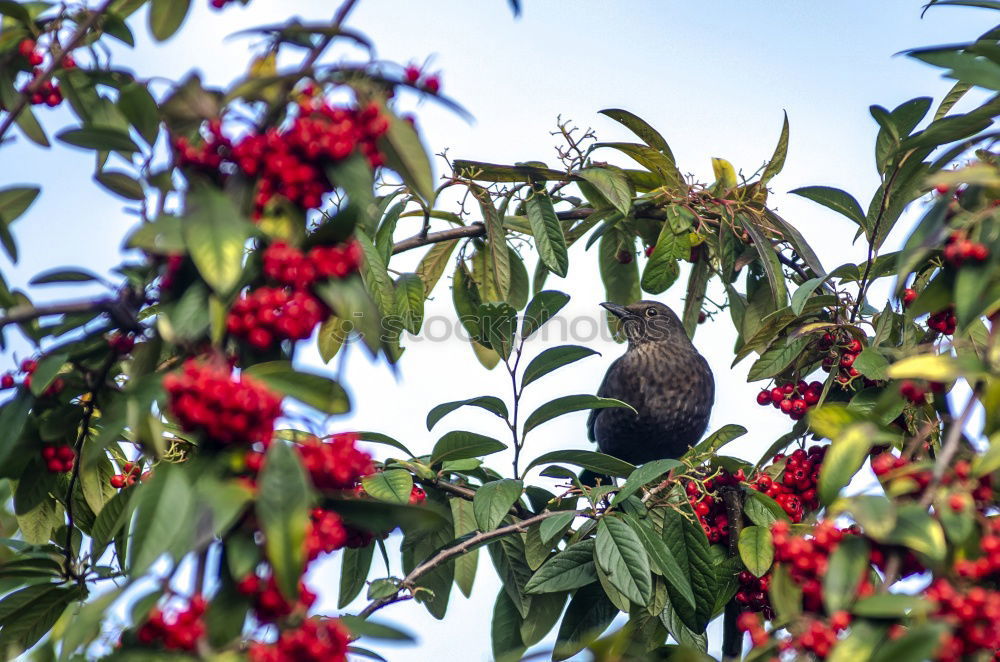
[{"xmin": 1, "ymin": 1, "xmax": 994, "ymax": 660}]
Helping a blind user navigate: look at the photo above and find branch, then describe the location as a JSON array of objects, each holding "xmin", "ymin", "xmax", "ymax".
[
  {"xmin": 0, "ymin": 0, "xmax": 116, "ymax": 145},
  {"xmin": 0, "ymin": 297, "xmax": 116, "ymax": 329},
  {"xmin": 356, "ymin": 509, "xmax": 581, "ymax": 619}
]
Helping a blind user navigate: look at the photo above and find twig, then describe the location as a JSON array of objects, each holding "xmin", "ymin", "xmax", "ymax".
[
  {"xmin": 920, "ymin": 390, "xmax": 978, "ymax": 508},
  {"xmin": 0, "ymin": 297, "xmax": 116, "ymax": 329},
  {"xmin": 720, "ymin": 487, "xmax": 744, "ymax": 661},
  {"xmin": 356, "ymin": 509, "xmax": 580, "ymax": 619},
  {"xmin": 0, "ymin": 0, "xmax": 116, "ymax": 145}
]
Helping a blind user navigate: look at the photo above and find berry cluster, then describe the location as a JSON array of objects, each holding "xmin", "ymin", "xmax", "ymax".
[
  {"xmin": 248, "ymin": 618, "xmax": 350, "ymax": 662},
  {"xmin": 943, "ymin": 231, "xmax": 989, "ymax": 267},
  {"xmin": 296, "ymin": 433, "xmax": 374, "ymax": 492},
  {"xmin": 14, "ymin": 39, "xmax": 73, "ymax": 108},
  {"xmin": 236, "ymin": 573, "xmax": 316, "ymax": 623},
  {"xmin": 928, "ymin": 306, "xmax": 957, "ymax": 335},
  {"xmin": 159, "ymin": 254, "xmax": 186, "ymax": 293},
  {"xmin": 772, "ymin": 520, "xmax": 873, "ymax": 613},
  {"xmin": 899, "ymin": 379, "xmax": 927, "ymax": 404},
  {"xmin": 925, "ymin": 580, "xmax": 1000, "ymax": 661},
  {"xmin": 818, "ymin": 332, "xmax": 867, "ymax": 386},
  {"xmin": 750, "ymin": 446, "xmax": 827, "ymax": 522},
  {"xmin": 164, "ymin": 360, "xmax": 283, "ymax": 446},
  {"xmin": 872, "ymin": 454, "xmax": 992, "ymax": 505},
  {"xmin": 755, "ymin": 379, "xmax": 822, "ymax": 420},
  {"xmin": 683, "ymin": 469, "xmax": 741, "ymax": 544},
  {"xmin": 304, "ymin": 508, "xmax": 348, "ymax": 561},
  {"xmin": 174, "ymin": 101, "xmax": 388, "ymax": 216},
  {"xmin": 735, "ymin": 570, "xmax": 772, "ymax": 619},
  {"xmin": 956, "ymin": 518, "xmax": 1000, "ymax": 580},
  {"xmin": 227, "ymin": 287, "xmax": 327, "ymax": 349},
  {"xmin": 136, "ymin": 597, "xmax": 207, "ymax": 652},
  {"xmin": 41, "ymin": 444, "xmax": 75, "ymax": 473},
  {"xmin": 109, "ymin": 461, "xmax": 149, "ymax": 489},
  {"xmin": 3, "ymin": 358, "xmax": 62, "ymax": 396},
  {"xmin": 403, "ymin": 64, "xmax": 441, "ymax": 94}
]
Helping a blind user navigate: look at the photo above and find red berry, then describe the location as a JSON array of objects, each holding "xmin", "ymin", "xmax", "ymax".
[
  {"xmin": 0, "ymin": 374, "xmax": 13, "ymax": 389},
  {"xmin": 756, "ymin": 390, "xmax": 771, "ymax": 406},
  {"xmin": 18, "ymin": 39, "xmax": 36, "ymax": 58},
  {"xmin": 422, "ymin": 74, "xmax": 441, "ymax": 94},
  {"xmin": 902, "ymin": 288, "xmax": 917, "ymax": 307},
  {"xmin": 403, "ymin": 65, "xmax": 421, "ymax": 84},
  {"xmin": 110, "ymin": 475, "xmax": 126, "ymax": 489}
]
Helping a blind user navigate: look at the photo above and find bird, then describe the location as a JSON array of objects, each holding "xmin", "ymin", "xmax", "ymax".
[{"xmin": 587, "ymin": 300, "xmax": 715, "ymax": 465}]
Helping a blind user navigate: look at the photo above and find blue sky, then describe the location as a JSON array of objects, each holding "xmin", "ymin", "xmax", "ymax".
[{"xmin": 2, "ymin": 1, "xmax": 992, "ymax": 660}]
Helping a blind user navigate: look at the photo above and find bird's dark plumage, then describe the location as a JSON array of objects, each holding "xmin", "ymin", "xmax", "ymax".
[{"xmin": 587, "ymin": 300, "xmax": 715, "ymax": 464}]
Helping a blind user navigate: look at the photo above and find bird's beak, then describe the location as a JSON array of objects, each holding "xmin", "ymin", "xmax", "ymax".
[{"xmin": 600, "ymin": 302, "xmax": 630, "ymax": 319}]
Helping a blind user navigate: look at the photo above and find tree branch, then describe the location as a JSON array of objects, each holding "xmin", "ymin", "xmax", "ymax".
[
  {"xmin": 0, "ymin": 0, "xmax": 116, "ymax": 145},
  {"xmin": 0, "ymin": 297, "xmax": 116, "ymax": 329},
  {"xmin": 356, "ymin": 509, "xmax": 581, "ymax": 619}
]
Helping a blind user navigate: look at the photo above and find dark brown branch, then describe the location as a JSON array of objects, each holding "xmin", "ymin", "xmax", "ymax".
[
  {"xmin": 356, "ymin": 509, "xmax": 580, "ymax": 619},
  {"xmin": 0, "ymin": 298, "xmax": 115, "ymax": 329},
  {"xmin": 0, "ymin": 0, "xmax": 116, "ymax": 145}
]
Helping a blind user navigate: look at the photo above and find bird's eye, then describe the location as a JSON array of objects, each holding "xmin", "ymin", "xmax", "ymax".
[{"xmin": 645, "ymin": 308, "xmax": 657, "ymax": 318}]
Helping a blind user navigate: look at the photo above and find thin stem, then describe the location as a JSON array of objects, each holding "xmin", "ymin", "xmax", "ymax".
[
  {"xmin": 0, "ymin": 0, "xmax": 116, "ymax": 145},
  {"xmin": 356, "ymin": 509, "xmax": 579, "ymax": 619},
  {"xmin": 508, "ymin": 335, "xmax": 527, "ymax": 480},
  {"xmin": 0, "ymin": 297, "xmax": 116, "ymax": 329}
]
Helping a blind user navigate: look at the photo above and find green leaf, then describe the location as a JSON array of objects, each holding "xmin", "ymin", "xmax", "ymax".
[
  {"xmin": 450, "ymin": 497, "xmax": 479, "ymax": 597},
  {"xmin": 148, "ymin": 0, "xmax": 191, "ymax": 41},
  {"xmin": 182, "ymin": 185, "xmax": 252, "ymax": 296},
  {"xmin": 827, "ymin": 620, "xmax": 887, "ymax": 662},
  {"xmin": 741, "ymin": 215, "xmax": 788, "ymax": 308},
  {"xmin": 818, "ymin": 423, "xmax": 875, "ymax": 504},
  {"xmin": 760, "ymin": 111, "xmax": 790, "ymax": 184},
  {"xmin": 519, "ymin": 591, "xmax": 567, "ymax": 648},
  {"xmin": 91, "ymin": 487, "xmax": 134, "ymax": 549},
  {"xmin": 95, "ymin": 171, "xmax": 145, "ymax": 201},
  {"xmin": 769, "ymin": 562, "xmax": 802, "ymax": 622},
  {"xmin": 130, "ymin": 466, "xmax": 193, "ymax": 574},
  {"xmin": 599, "ymin": 232, "xmax": 641, "ymax": 330},
  {"xmin": 593, "ymin": 142, "xmax": 684, "ymax": 192},
  {"xmin": 477, "ymin": 301, "xmax": 517, "ymax": 358},
  {"xmin": 525, "ymin": 450, "xmax": 636, "ymax": 477},
  {"xmin": 327, "ymin": 153, "xmax": 375, "ymax": 232},
  {"xmin": 491, "ymin": 590, "xmax": 526, "ymax": 661},
  {"xmin": 0, "ymin": 186, "xmax": 39, "ymax": 261},
  {"xmin": 598, "ymin": 109, "xmax": 676, "ymax": 162},
  {"xmin": 869, "ymin": 623, "xmax": 949, "ymax": 662},
  {"xmin": 489, "ymin": 533, "xmax": 533, "ymax": 617},
  {"xmin": 852, "ymin": 594, "xmax": 934, "ymax": 618},
  {"xmin": 743, "ymin": 489, "xmax": 790, "ymax": 528},
  {"xmin": 746, "ymin": 336, "xmax": 810, "ymax": 381},
  {"xmin": 539, "ymin": 511, "xmax": 576, "ymax": 545},
  {"xmin": 0, "ymin": 584, "xmax": 82, "ymax": 653},
  {"xmin": 430, "ymin": 431, "xmax": 507, "ymax": 465},
  {"xmin": 686, "ymin": 424, "xmax": 748, "ymax": 459},
  {"xmin": 611, "ymin": 459, "xmax": 683, "ymax": 506},
  {"xmin": 28, "ymin": 352, "xmax": 68, "ymax": 397},
  {"xmin": 526, "ymin": 189, "xmax": 569, "ymax": 277},
  {"xmin": 243, "ymin": 361, "xmax": 348, "ymax": 415},
  {"xmin": 394, "ymin": 273, "xmax": 425, "ymax": 335},
  {"xmin": 839, "ymin": 494, "xmax": 897, "ymax": 540},
  {"xmin": 521, "ymin": 290, "xmax": 570, "ymax": 338},
  {"xmin": 362, "ymin": 470, "xmax": 413, "ymax": 505},
  {"xmin": 526, "ymin": 539, "xmax": 598, "ymax": 594},
  {"xmin": 355, "ymin": 431, "xmax": 414, "ymax": 458},
  {"xmin": 886, "ymin": 504, "xmax": 947, "ymax": 563},
  {"xmin": 661, "ymin": 508, "xmax": 715, "ymax": 632},
  {"xmin": 426, "ymin": 396, "xmax": 508, "ymax": 431},
  {"xmin": 474, "ymin": 479, "xmax": 524, "ymax": 531},
  {"xmin": 257, "ymin": 441, "xmax": 312, "ymax": 599},
  {"xmin": 577, "ymin": 167, "xmax": 633, "ymax": 216},
  {"xmin": 339, "ymin": 615, "xmax": 415, "ymax": 642},
  {"xmin": 641, "ymin": 221, "xmax": 687, "ymax": 294},
  {"xmin": 853, "ymin": 348, "xmax": 890, "ymax": 381},
  {"xmin": 521, "ymin": 345, "xmax": 599, "ymax": 389},
  {"xmin": 553, "ymin": 583, "xmax": 617, "ymax": 661},
  {"xmin": 625, "ymin": 514, "xmax": 695, "ymax": 611},
  {"xmin": 379, "ymin": 108, "xmax": 435, "ymax": 204},
  {"xmin": 790, "ymin": 185, "xmax": 868, "ymax": 229},
  {"xmin": 57, "ymin": 126, "xmax": 140, "ymax": 153},
  {"xmin": 738, "ymin": 526, "xmax": 774, "ymax": 578},
  {"xmin": 118, "ymin": 82, "xmax": 160, "ymax": 146},
  {"xmin": 355, "ymin": 227, "xmax": 395, "ymax": 317},
  {"xmin": 790, "ymin": 276, "xmax": 827, "ymax": 316},
  {"xmin": 523, "ymin": 394, "xmax": 635, "ymax": 435},
  {"xmin": 338, "ymin": 544, "xmax": 375, "ymax": 608},
  {"xmin": 823, "ymin": 535, "xmax": 869, "ymax": 613},
  {"xmin": 317, "ymin": 315, "xmax": 346, "ymax": 363},
  {"xmin": 416, "ymin": 238, "xmax": 458, "ymax": 297}
]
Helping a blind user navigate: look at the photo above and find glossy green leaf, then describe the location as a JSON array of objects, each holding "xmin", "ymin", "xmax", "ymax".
[
  {"xmin": 394, "ymin": 273, "xmax": 425, "ymax": 335},
  {"xmin": 526, "ymin": 189, "xmax": 569, "ymax": 277},
  {"xmin": 886, "ymin": 504, "xmax": 947, "ymax": 563},
  {"xmin": 521, "ymin": 345, "xmax": 599, "ymax": 389},
  {"xmin": 182, "ymin": 185, "xmax": 252, "ymax": 296},
  {"xmin": 426, "ymin": 396, "xmax": 508, "ymax": 431},
  {"xmin": 491, "ymin": 590, "xmax": 526, "ymax": 662},
  {"xmin": 738, "ymin": 526, "xmax": 774, "ymax": 578},
  {"xmin": 790, "ymin": 185, "xmax": 868, "ymax": 229},
  {"xmin": 553, "ymin": 583, "xmax": 617, "ymax": 661},
  {"xmin": 577, "ymin": 167, "xmax": 633, "ymax": 216},
  {"xmin": 746, "ymin": 336, "xmax": 810, "ymax": 381},
  {"xmin": 625, "ymin": 514, "xmax": 695, "ymax": 610},
  {"xmin": 450, "ymin": 497, "xmax": 479, "ymax": 597},
  {"xmin": 760, "ymin": 111, "xmax": 790, "ymax": 184},
  {"xmin": 416, "ymin": 238, "xmax": 459, "ymax": 296},
  {"xmin": 379, "ymin": 108, "xmax": 435, "ymax": 204},
  {"xmin": 526, "ymin": 449, "xmax": 636, "ymax": 477},
  {"xmin": 595, "ymin": 516, "xmax": 652, "ymax": 605},
  {"xmin": 149, "ymin": 0, "xmax": 191, "ymax": 41},
  {"xmin": 257, "ymin": 441, "xmax": 311, "ymax": 599},
  {"xmin": 823, "ymin": 535, "xmax": 869, "ymax": 613},
  {"xmin": 521, "ymin": 290, "xmax": 570, "ymax": 338},
  {"xmin": 852, "ymin": 593, "xmax": 934, "ymax": 618},
  {"xmin": 661, "ymin": 508, "xmax": 716, "ymax": 632},
  {"xmin": 526, "ymin": 539, "xmax": 598, "ymax": 594},
  {"xmin": 474, "ymin": 479, "xmax": 523, "ymax": 531},
  {"xmin": 243, "ymin": 361, "xmax": 347, "ymax": 415},
  {"xmin": 611, "ymin": 459, "xmax": 683, "ymax": 506},
  {"xmin": 57, "ymin": 127, "xmax": 140, "ymax": 153},
  {"xmin": 95, "ymin": 171, "xmax": 145, "ymax": 201},
  {"xmin": 523, "ymin": 394, "xmax": 635, "ymax": 436},
  {"xmin": 818, "ymin": 423, "xmax": 875, "ymax": 504},
  {"xmin": 362, "ymin": 470, "xmax": 413, "ymax": 505},
  {"xmin": 430, "ymin": 431, "xmax": 507, "ymax": 465},
  {"xmin": 130, "ymin": 466, "xmax": 193, "ymax": 574}
]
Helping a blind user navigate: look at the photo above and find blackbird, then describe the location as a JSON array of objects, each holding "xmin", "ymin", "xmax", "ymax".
[{"xmin": 587, "ymin": 300, "xmax": 715, "ymax": 464}]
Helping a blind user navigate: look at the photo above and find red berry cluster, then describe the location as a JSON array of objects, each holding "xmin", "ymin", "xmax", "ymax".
[
  {"xmin": 14, "ymin": 39, "xmax": 74, "ymax": 107},
  {"xmin": 136, "ymin": 596, "xmax": 207, "ymax": 652},
  {"xmin": 109, "ymin": 461, "xmax": 149, "ymax": 489},
  {"xmin": 297, "ymin": 433, "xmax": 374, "ymax": 492},
  {"xmin": 248, "ymin": 618, "xmax": 350, "ymax": 662},
  {"xmin": 354, "ymin": 478, "xmax": 427, "ymax": 505},
  {"xmin": 928, "ymin": 306, "xmax": 957, "ymax": 335},
  {"xmin": 772, "ymin": 520, "xmax": 874, "ymax": 613},
  {"xmin": 735, "ymin": 570, "xmax": 772, "ymax": 619},
  {"xmin": 755, "ymin": 380, "xmax": 822, "ymax": 420},
  {"xmin": 943, "ymin": 232, "xmax": 989, "ymax": 267},
  {"xmin": 3, "ymin": 358, "xmax": 62, "ymax": 395},
  {"xmin": 956, "ymin": 518, "xmax": 1000, "ymax": 580},
  {"xmin": 164, "ymin": 360, "xmax": 283, "ymax": 446},
  {"xmin": 108, "ymin": 332, "xmax": 136, "ymax": 355},
  {"xmin": 41, "ymin": 444, "xmax": 75, "ymax": 473},
  {"xmin": 818, "ymin": 333, "xmax": 867, "ymax": 386},
  {"xmin": 925, "ymin": 580, "xmax": 1000, "ymax": 661},
  {"xmin": 236, "ymin": 573, "xmax": 316, "ymax": 624},
  {"xmin": 683, "ymin": 469, "xmax": 742, "ymax": 545},
  {"xmin": 159, "ymin": 254, "xmax": 185, "ymax": 292},
  {"xmin": 304, "ymin": 508, "xmax": 348, "ymax": 562},
  {"xmin": 227, "ymin": 287, "xmax": 327, "ymax": 350},
  {"xmin": 750, "ymin": 446, "xmax": 827, "ymax": 523},
  {"xmin": 264, "ymin": 241, "xmax": 362, "ymax": 286},
  {"xmin": 403, "ymin": 64, "xmax": 441, "ymax": 94},
  {"xmin": 872, "ymin": 454, "xmax": 992, "ymax": 505},
  {"xmin": 174, "ymin": 101, "xmax": 388, "ymax": 216},
  {"xmin": 899, "ymin": 379, "xmax": 927, "ymax": 404}
]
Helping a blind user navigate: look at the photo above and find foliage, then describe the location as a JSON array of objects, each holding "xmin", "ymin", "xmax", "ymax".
[{"xmin": 0, "ymin": 1, "xmax": 997, "ymax": 661}]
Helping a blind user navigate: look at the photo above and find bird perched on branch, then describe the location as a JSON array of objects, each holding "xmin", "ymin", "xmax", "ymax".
[{"xmin": 587, "ymin": 300, "xmax": 715, "ymax": 464}]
